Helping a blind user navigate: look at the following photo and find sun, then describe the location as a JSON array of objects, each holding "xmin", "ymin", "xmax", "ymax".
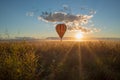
[{"xmin": 75, "ymin": 32, "xmax": 83, "ymax": 39}]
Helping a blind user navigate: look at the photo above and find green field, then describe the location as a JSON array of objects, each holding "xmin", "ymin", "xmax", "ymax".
[{"xmin": 0, "ymin": 40, "xmax": 120, "ymax": 80}]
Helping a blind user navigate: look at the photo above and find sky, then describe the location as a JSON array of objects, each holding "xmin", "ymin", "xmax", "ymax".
[{"xmin": 0, "ymin": 0, "xmax": 120, "ymax": 39}]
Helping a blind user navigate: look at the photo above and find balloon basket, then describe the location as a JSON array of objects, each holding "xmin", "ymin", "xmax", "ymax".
[{"xmin": 61, "ymin": 39, "xmax": 62, "ymax": 42}]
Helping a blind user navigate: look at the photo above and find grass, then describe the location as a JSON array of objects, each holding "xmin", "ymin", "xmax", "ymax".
[{"xmin": 0, "ymin": 40, "xmax": 120, "ymax": 80}]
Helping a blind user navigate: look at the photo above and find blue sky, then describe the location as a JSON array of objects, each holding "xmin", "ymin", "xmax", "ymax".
[{"xmin": 0, "ymin": 0, "xmax": 120, "ymax": 39}]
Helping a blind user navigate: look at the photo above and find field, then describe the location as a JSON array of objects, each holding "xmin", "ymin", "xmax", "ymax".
[{"xmin": 0, "ymin": 40, "xmax": 120, "ymax": 80}]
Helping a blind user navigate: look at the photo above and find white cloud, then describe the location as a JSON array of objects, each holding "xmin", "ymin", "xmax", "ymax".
[
  {"xmin": 38, "ymin": 12, "xmax": 93, "ymax": 23},
  {"xmin": 37, "ymin": 6, "xmax": 100, "ymax": 33},
  {"xmin": 26, "ymin": 12, "xmax": 34, "ymax": 16}
]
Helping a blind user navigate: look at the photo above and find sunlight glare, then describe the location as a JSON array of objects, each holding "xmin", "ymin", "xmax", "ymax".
[{"xmin": 75, "ymin": 32, "xmax": 83, "ymax": 39}]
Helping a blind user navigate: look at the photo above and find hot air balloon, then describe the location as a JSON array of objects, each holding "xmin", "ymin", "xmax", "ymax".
[{"xmin": 56, "ymin": 24, "xmax": 67, "ymax": 41}]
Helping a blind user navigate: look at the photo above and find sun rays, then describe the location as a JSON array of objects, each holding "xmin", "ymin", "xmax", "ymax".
[{"xmin": 58, "ymin": 41, "xmax": 116, "ymax": 80}]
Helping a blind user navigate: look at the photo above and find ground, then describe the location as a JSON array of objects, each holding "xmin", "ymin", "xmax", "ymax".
[{"xmin": 0, "ymin": 40, "xmax": 120, "ymax": 80}]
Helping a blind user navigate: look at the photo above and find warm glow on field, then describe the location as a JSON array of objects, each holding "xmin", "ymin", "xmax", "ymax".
[{"xmin": 75, "ymin": 32, "xmax": 83, "ymax": 39}]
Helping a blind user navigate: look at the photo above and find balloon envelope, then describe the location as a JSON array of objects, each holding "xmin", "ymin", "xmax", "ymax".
[{"xmin": 56, "ymin": 24, "xmax": 67, "ymax": 39}]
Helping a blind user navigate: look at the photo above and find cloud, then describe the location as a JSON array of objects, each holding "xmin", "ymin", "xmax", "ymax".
[
  {"xmin": 37, "ymin": 6, "xmax": 100, "ymax": 33},
  {"xmin": 67, "ymin": 19, "xmax": 100, "ymax": 33},
  {"xmin": 66, "ymin": 23, "xmax": 100, "ymax": 33},
  {"xmin": 38, "ymin": 12, "xmax": 93, "ymax": 24},
  {"xmin": 26, "ymin": 12, "xmax": 34, "ymax": 16}
]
